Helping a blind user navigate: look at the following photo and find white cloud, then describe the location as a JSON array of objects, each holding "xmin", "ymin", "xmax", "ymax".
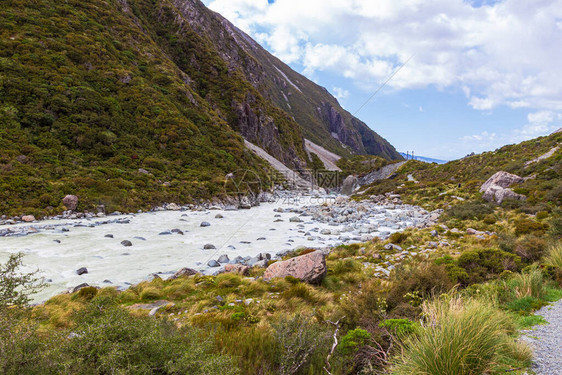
[
  {"xmin": 332, "ymin": 86, "xmax": 349, "ymax": 100},
  {"xmin": 205, "ymin": 0, "xmax": 562, "ymax": 112}
]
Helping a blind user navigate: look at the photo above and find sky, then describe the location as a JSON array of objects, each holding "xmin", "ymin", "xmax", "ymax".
[{"xmin": 202, "ymin": 0, "xmax": 562, "ymax": 160}]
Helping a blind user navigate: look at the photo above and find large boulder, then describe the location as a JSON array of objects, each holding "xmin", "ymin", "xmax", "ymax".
[
  {"xmin": 480, "ymin": 171, "xmax": 524, "ymax": 192},
  {"xmin": 482, "ymin": 184, "xmax": 526, "ymax": 204},
  {"xmin": 62, "ymin": 195, "xmax": 79, "ymax": 211},
  {"xmin": 224, "ymin": 264, "xmax": 249, "ymax": 275},
  {"xmin": 263, "ymin": 250, "xmax": 327, "ymax": 284},
  {"xmin": 341, "ymin": 175, "xmax": 359, "ymax": 196},
  {"xmin": 480, "ymin": 171, "xmax": 526, "ymax": 204}
]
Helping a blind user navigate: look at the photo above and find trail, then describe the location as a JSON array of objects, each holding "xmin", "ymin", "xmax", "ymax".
[{"xmin": 521, "ymin": 299, "xmax": 562, "ymax": 374}]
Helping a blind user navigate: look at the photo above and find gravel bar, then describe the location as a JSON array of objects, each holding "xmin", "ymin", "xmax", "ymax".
[{"xmin": 521, "ymin": 299, "xmax": 562, "ymax": 374}]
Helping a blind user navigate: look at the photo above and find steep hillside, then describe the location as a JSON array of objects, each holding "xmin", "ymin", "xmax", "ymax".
[
  {"xmin": 168, "ymin": 0, "xmax": 401, "ymax": 160},
  {"xmin": 360, "ymin": 131, "xmax": 562, "ymax": 211},
  {"xmin": 0, "ymin": 0, "xmax": 274, "ymax": 216},
  {"xmin": 0, "ymin": 0, "xmax": 401, "ymax": 217}
]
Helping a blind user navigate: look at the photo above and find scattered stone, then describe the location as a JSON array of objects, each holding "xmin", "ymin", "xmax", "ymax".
[
  {"xmin": 224, "ymin": 264, "xmax": 249, "ymax": 275},
  {"xmin": 76, "ymin": 267, "xmax": 88, "ymax": 276},
  {"xmin": 21, "ymin": 215, "xmax": 35, "ymax": 222},
  {"xmin": 200, "ymin": 221, "xmax": 211, "ymax": 227},
  {"xmin": 104, "ymin": 234, "xmax": 114, "ymax": 238},
  {"xmin": 169, "ymin": 267, "xmax": 198, "ymax": 280},
  {"xmin": 217, "ymin": 254, "xmax": 230, "ymax": 264},
  {"xmin": 121, "ymin": 240, "xmax": 132, "ymax": 247},
  {"xmin": 263, "ymin": 250, "xmax": 327, "ymax": 284},
  {"xmin": 71, "ymin": 283, "xmax": 90, "ymax": 293},
  {"xmin": 166, "ymin": 203, "xmax": 181, "ymax": 211},
  {"xmin": 289, "ymin": 216, "xmax": 303, "ymax": 223},
  {"xmin": 159, "ymin": 231, "xmax": 172, "ymax": 235},
  {"xmin": 215, "ymin": 214, "xmax": 224, "ymax": 219},
  {"xmin": 430, "ymin": 230, "xmax": 438, "ymax": 237},
  {"xmin": 133, "ymin": 236, "xmax": 146, "ymax": 241},
  {"xmin": 207, "ymin": 260, "xmax": 220, "ymax": 267},
  {"xmin": 171, "ymin": 228, "xmax": 184, "ymax": 235},
  {"xmin": 203, "ymin": 243, "xmax": 216, "ymax": 250}
]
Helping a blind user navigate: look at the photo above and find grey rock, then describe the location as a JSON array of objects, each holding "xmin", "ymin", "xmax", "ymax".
[
  {"xmin": 200, "ymin": 221, "xmax": 211, "ymax": 227},
  {"xmin": 203, "ymin": 243, "xmax": 216, "ymax": 250},
  {"xmin": 76, "ymin": 267, "xmax": 88, "ymax": 276},
  {"xmin": 121, "ymin": 240, "xmax": 132, "ymax": 247},
  {"xmin": 207, "ymin": 260, "xmax": 220, "ymax": 267},
  {"xmin": 217, "ymin": 254, "xmax": 230, "ymax": 264}
]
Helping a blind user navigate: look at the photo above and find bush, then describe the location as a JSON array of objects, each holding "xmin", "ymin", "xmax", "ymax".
[
  {"xmin": 457, "ymin": 248, "xmax": 521, "ymax": 283},
  {"xmin": 392, "ymin": 297, "xmax": 531, "ymax": 375},
  {"xmin": 514, "ymin": 235, "xmax": 547, "ymax": 262},
  {"xmin": 445, "ymin": 201, "xmax": 494, "ymax": 220},
  {"xmin": 338, "ymin": 328, "xmax": 371, "ymax": 355},
  {"xmin": 514, "ymin": 218, "xmax": 548, "ymax": 236},
  {"xmin": 0, "ymin": 253, "xmax": 45, "ymax": 309},
  {"xmin": 389, "ymin": 231, "xmax": 408, "ymax": 244},
  {"xmin": 379, "ymin": 319, "xmax": 421, "ymax": 337},
  {"xmin": 387, "ymin": 263, "xmax": 454, "ymax": 310}
]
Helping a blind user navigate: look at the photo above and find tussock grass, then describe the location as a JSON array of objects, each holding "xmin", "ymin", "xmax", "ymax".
[
  {"xmin": 508, "ymin": 265, "xmax": 546, "ymax": 300},
  {"xmin": 392, "ymin": 296, "xmax": 530, "ymax": 375},
  {"xmin": 545, "ymin": 242, "xmax": 562, "ymax": 269}
]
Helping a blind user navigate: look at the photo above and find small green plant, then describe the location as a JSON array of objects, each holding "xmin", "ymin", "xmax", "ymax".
[
  {"xmin": 379, "ymin": 319, "xmax": 421, "ymax": 336},
  {"xmin": 338, "ymin": 328, "xmax": 371, "ymax": 354}
]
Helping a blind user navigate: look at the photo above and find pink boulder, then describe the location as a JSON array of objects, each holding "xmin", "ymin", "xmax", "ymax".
[
  {"xmin": 62, "ymin": 195, "xmax": 78, "ymax": 211},
  {"xmin": 263, "ymin": 250, "xmax": 327, "ymax": 284}
]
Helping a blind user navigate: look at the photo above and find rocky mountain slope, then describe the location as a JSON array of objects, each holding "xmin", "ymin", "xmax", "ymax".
[
  {"xmin": 0, "ymin": 0, "xmax": 399, "ymax": 217},
  {"xmin": 160, "ymin": 0, "xmax": 401, "ymax": 160}
]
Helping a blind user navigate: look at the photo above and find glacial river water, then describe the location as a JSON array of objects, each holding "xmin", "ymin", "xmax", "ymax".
[{"xmin": 0, "ymin": 196, "xmax": 414, "ymax": 302}]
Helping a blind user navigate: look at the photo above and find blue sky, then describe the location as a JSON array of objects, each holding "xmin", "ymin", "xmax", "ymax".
[{"xmin": 203, "ymin": 0, "xmax": 562, "ymax": 160}]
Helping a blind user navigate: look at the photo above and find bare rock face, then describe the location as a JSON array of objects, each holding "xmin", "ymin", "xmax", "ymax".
[
  {"xmin": 62, "ymin": 195, "xmax": 79, "ymax": 211},
  {"xmin": 21, "ymin": 215, "xmax": 35, "ymax": 222},
  {"xmin": 480, "ymin": 171, "xmax": 524, "ymax": 192},
  {"xmin": 224, "ymin": 264, "xmax": 250, "ymax": 275},
  {"xmin": 263, "ymin": 250, "xmax": 327, "ymax": 284},
  {"xmin": 341, "ymin": 175, "xmax": 359, "ymax": 196},
  {"xmin": 480, "ymin": 171, "xmax": 526, "ymax": 204}
]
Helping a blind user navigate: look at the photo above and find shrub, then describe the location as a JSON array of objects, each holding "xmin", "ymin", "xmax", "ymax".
[
  {"xmin": 445, "ymin": 201, "xmax": 494, "ymax": 220},
  {"xmin": 0, "ymin": 253, "xmax": 45, "ymax": 309},
  {"xmin": 457, "ymin": 248, "xmax": 521, "ymax": 283},
  {"xmin": 139, "ymin": 287, "xmax": 162, "ymax": 300},
  {"xmin": 389, "ymin": 231, "xmax": 408, "ymax": 244},
  {"xmin": 379, "ymin": 319, "xmax": 421, "ymax": 337},
  {"xmin": 514, "ymin": 218, "xmax": 548, "ymax": 236},
  {"xmin": 547, "ymin": 212, "xmax": 562, "ymax": 239},
  {"xmin": 514, "ymin": 235, "xmax": 547, "ymax": 262},
  {"xmin": 338, "ymin": 328, "xmax": 372, "ymax": 354},
  {"xmin": 387, "ymin": 263, "xmax": 454, "ymax": 310},
  {"xmin": 392, "ymin": 297, "xmax": 531, "ymax": 375},
  {"xmin": 271, "ymin": 315, "xmax": 329, "ymax": 375}
]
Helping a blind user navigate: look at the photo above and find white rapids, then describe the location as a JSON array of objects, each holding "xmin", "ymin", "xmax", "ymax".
[{"xmin": 0, "ymin": 196, "xmax": 419, "ymax": 302}]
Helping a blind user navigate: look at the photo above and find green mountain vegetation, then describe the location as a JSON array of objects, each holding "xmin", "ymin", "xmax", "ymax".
[
  {"xmin": 0, "ymin": 0, "xmax": 401, "ymax": 218},
  {"xmin": 2, "ymin": 133, "xmax": 561, "ymax": 374}
]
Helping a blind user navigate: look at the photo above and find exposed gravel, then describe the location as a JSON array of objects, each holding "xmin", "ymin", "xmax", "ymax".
[{"xmin": 521, "ymin": 299, "xmax": 562, "ymax": 374}]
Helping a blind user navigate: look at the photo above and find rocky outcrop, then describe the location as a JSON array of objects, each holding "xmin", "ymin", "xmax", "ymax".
[
  {"xmin": 480, "ymin": 171, "xmax": 526, "ymax": 204},
  {"xmin": 341, "ymin": 175, "xmax": 359, "ymax": 195},
  {"xmin": 63, "ymin": 195, "xmax": 78, "ymax": 211},
  {"xmin": 263, "ymin": 250, "xmax": 327, "ymax": 284}
]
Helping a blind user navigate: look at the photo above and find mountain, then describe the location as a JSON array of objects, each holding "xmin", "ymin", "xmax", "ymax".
[
  {"xmin": 171, "ymin": 0, "xmax": 401, "ymax": 160},
  {"xmin": 399, "ymin": 153, "xmax": 448, "ymax": 164},
  {"xmin": 0, "ymin": 0, "xmax": 400, "ymax": 217}
]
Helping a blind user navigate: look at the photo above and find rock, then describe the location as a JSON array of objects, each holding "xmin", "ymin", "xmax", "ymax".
[
  {"xmin": 215, "ymin": 214, "xmax": 224, "ymax": 219},
  {"xmin": 246, "ymin": 257, "xmax": 260, "ymax": 267},
  {"xmin": 207, "ymin": 260, "xmax": 220, "ymax": 267},
  {"xmin": 121, "ymin": 240, "xmax": 132, "ymax": 247},
  {"xmin": 430, "ymin": 230, "xmax": 438, "ymax": 237},
  {"xmin": 217, "ymin": 254, "xmax": 230, "ymax": 264},
  {"xmin": 289, "ymin": 216, "xmax": 303, "ymax": 223},
  {"xmin": 244, "ymin": 298, "xmax": 254, "ymax": 305},
  {"xmin": 166, "ymin": 203, "xmax": 181, "ymax": 211},
  {"xmin": 224, "ymin": 264, "xmax": 249, "ymax": 275},
  {"xmin": 263, "ymin": 250, "xmax": 327, "ymax": 284},
  {"xmin": 254, "ymin": 259, "xmax": 269, "ymax": 268},
  {"xmin": 203, "ymin": 243, "xmax": 216, "ymax": 250},
  {"xmin": 62, "ymin": 195, "xmax": 78, "ymax": 211},
  {"xmin": 320, "ymin": 229, "xmax": 331, "ymax": 235},
  {"xmin": 21, "ymin": 215, "xmax": 35, "ymax": 222},
  {"xmin": 171, "ymin": 228, "xmax": 184, "ymax": 235},
  {"xmin": 200, "ymin": 221, "xmax": 211, "ymax": 227},
  {"xmin": 72, "ymin": 283, "xmax": 90, "ymax": 293},
  {"xmin": 341, "ymin": 175, "xmax": 359, "ymax": 195},
  {"xmin": 104, "ymin": 234, "xmax": 114, "ymax": 238},
  {"xmin": 133, "ymin": 236, "xmax": 146, "ymax": 241},
  {"xmin": 138, "ymin": 168, "xmax": 150, "ymax": 175},
  {"xmin": 76, "ymin": 267, "xmax": 88, "ymax": 276},
  {"xmin": 466, "ymin": 228, "xmax": 478, "ymax": 235},
  {"xmin": 480, "ymin": 171, "xmax": 524, "ymax": 192},
  {"xmin": 169, "ymin": 267, "xmax": 198, "ymax": 280},
  {"xmin": 482, "ymin": 184, "xmax": 526, "ymax": 204}
]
